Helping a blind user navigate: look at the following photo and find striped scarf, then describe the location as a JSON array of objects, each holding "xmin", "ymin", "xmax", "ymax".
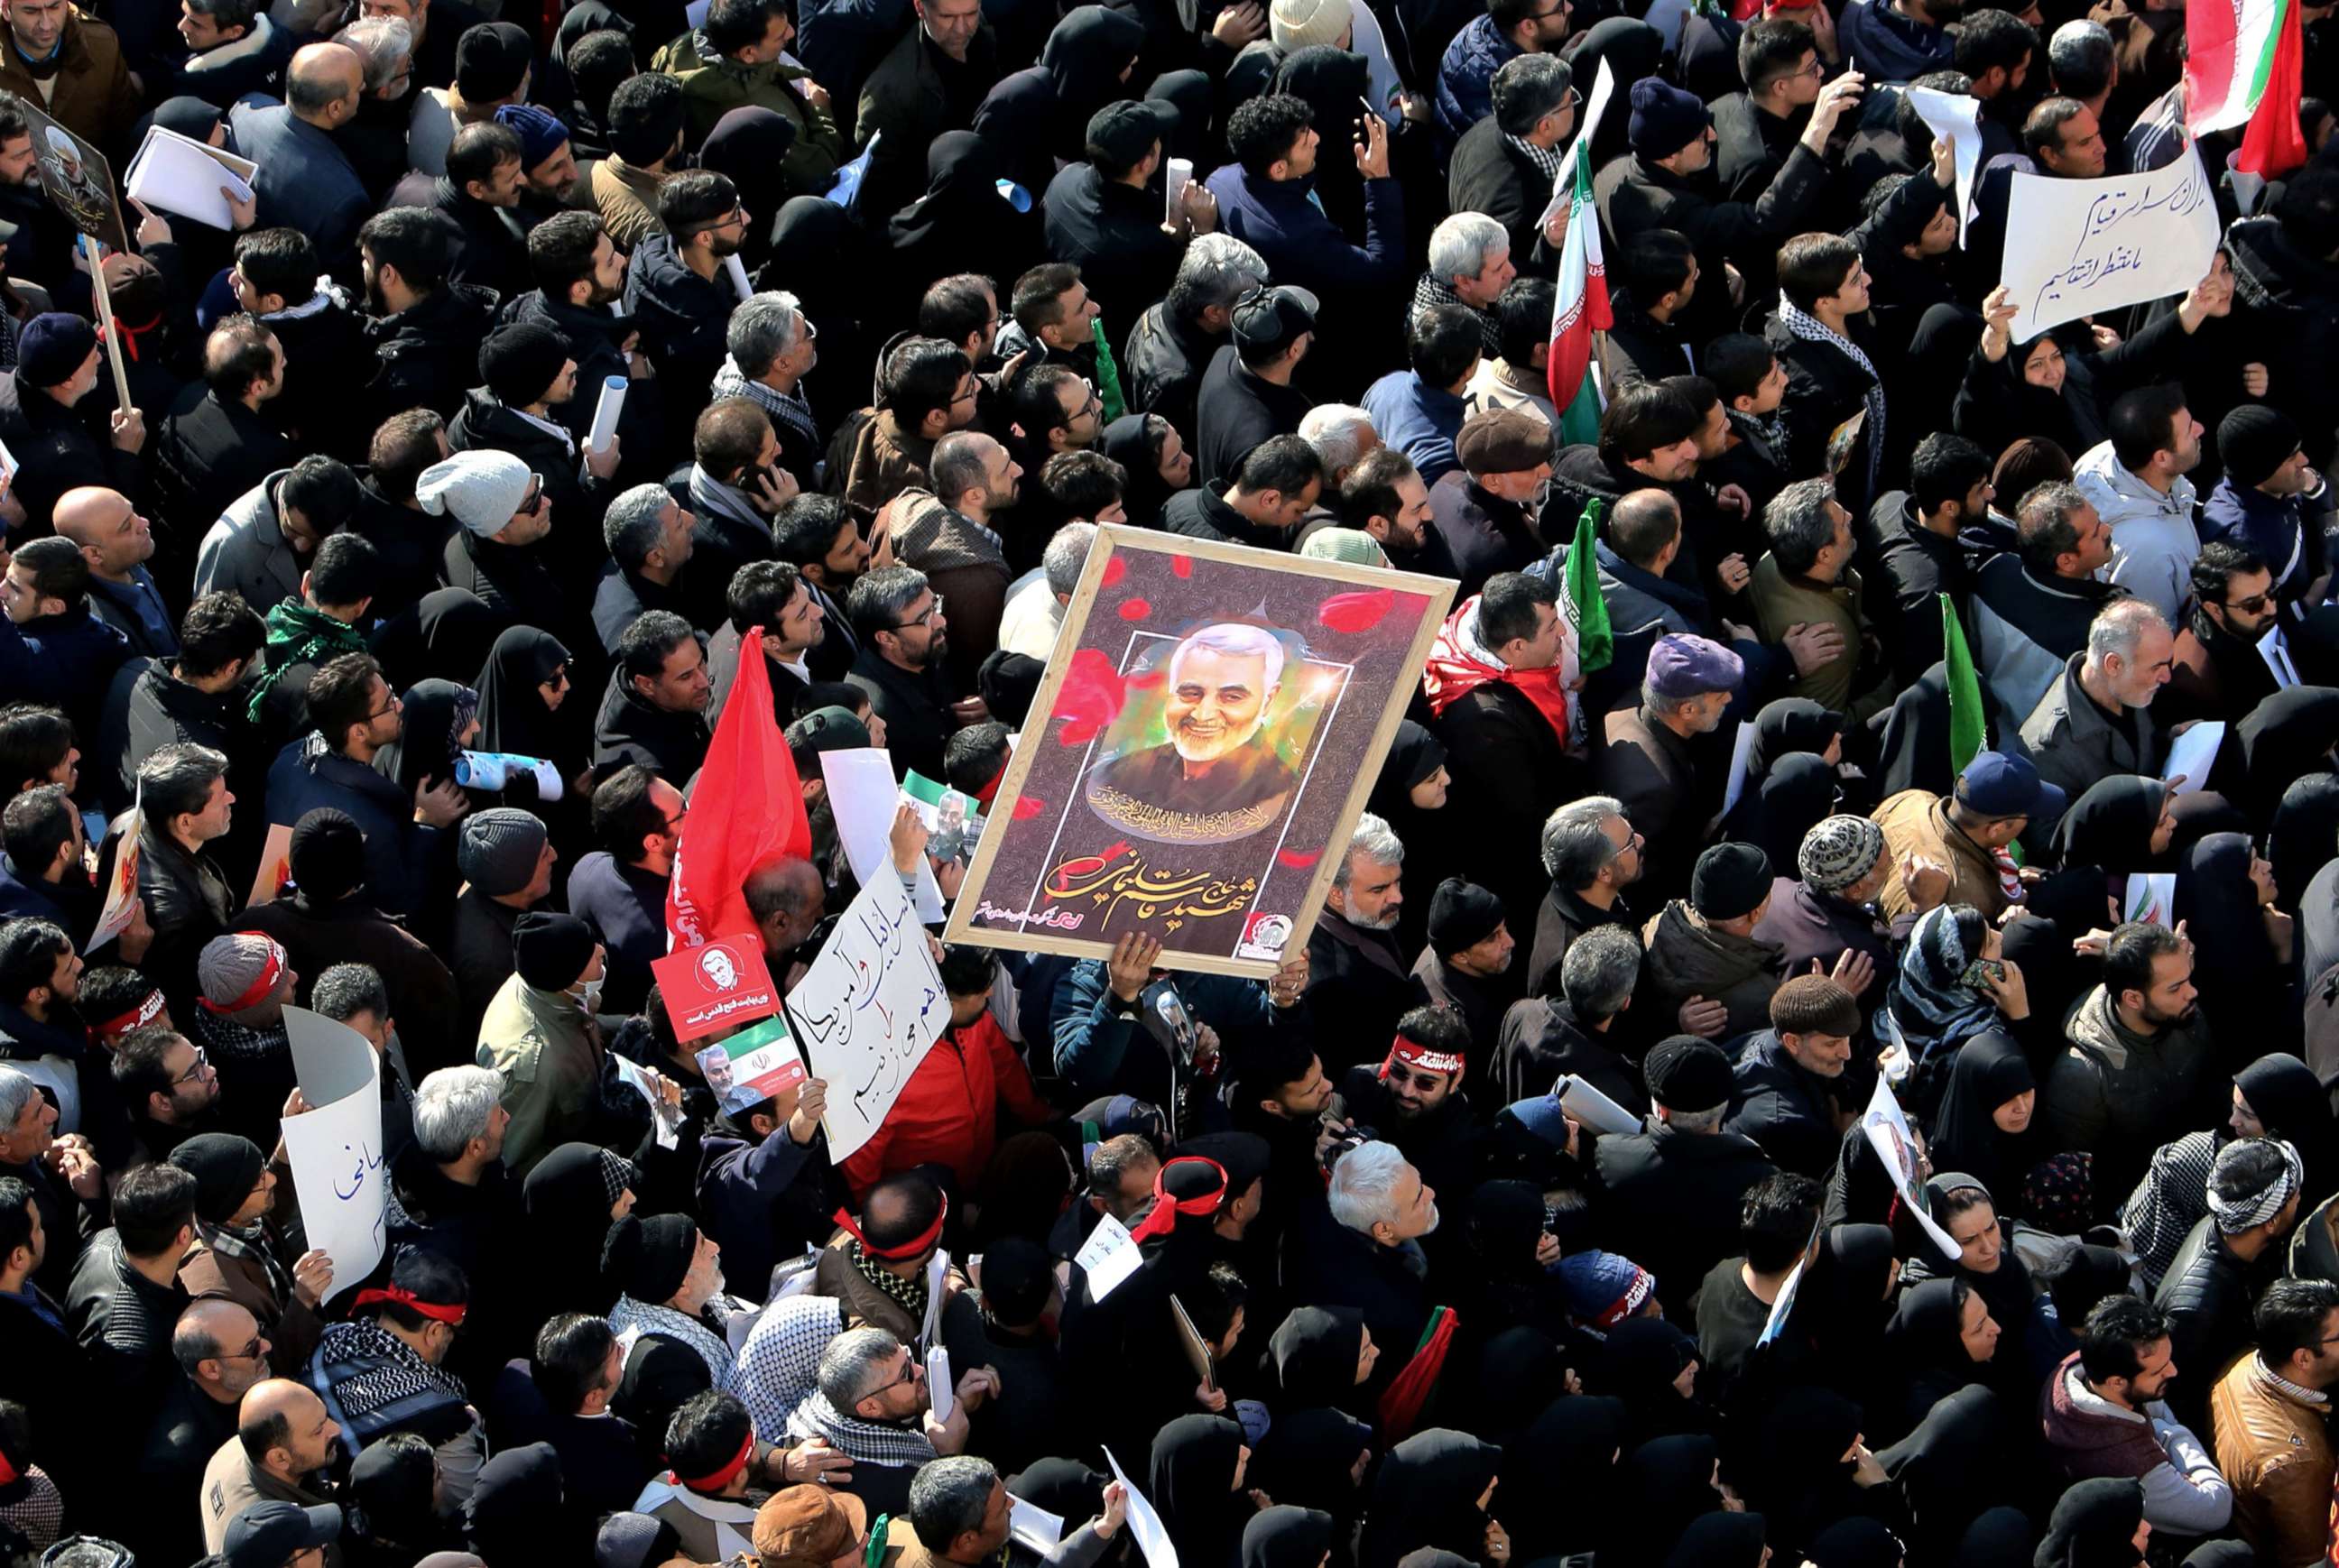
[{"xmin": 1778, "ymin": 295, "xmax": 1886, "ymax": 490}]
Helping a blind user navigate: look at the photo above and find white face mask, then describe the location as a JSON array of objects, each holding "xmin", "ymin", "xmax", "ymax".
[{"xmin": 575, "ymin": 975, "xmax": 605, "ymax": 1011}]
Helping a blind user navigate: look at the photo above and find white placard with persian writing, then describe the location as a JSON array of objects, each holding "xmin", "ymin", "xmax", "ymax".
[
  {"xmin": 2001, "ymin": 145, "xmax": 2221, "ymax": 341},
  {"xmin": 279, "ymin": 1039, "xmax": 385, "ymax": 1293},
  {"xmin": 1074, "ymin": 1212, "xmax": 1142, "ymax": 1301},
  {"xmin": 782, "ymin": 869, "xmax": 948, "ymax": 1160}
]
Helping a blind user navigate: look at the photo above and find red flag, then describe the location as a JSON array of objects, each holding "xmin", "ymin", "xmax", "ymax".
[{"xmin": 665, "ymin": 627, "xmax": 812, "ymax": 948}]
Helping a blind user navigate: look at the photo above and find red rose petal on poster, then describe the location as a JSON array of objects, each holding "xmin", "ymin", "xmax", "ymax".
[
  {"xmin": 1012, "ymin": 796, "xmax": 1046, "ymax": 821},
  {"xmin": 1317, "ymin": 588, "xmax": 1394, "ymax": 633},
  {"xmin": 1051, "ymin": 649, "xmax": 1128, "ymax": 745},
  {"xmin": 1118, "ymin": 598, "xmax": 1151, "ymax": 621},
  {"xmin": 1277, "ymin": 848, "xmax": 1321, "ymax": 870},
  {"xmin": 1101, "ymin": 557, "xmax": 1126, "ymax": 587},
  {"xmin": 1171, "ymin": 555, "xmax": 1193, "ymax": 578},
  {"xmin": 1127, "ymin": 669, "xmax": 1165, "ymax": 689}
]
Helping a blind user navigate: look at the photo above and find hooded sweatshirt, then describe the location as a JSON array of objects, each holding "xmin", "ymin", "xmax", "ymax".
[
  {"xmin": 2072, "ymin": 439, "xmax": 2199, "ymax": 624},
  {"xmin": 2039, "ymin": 1351, "xmax": 2233, "ymax": 1534}
]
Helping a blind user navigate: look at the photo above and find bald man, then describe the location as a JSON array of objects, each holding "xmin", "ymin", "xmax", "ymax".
[
  {"xmin": 228, "ymin": 43, "xmax": 372, "ymax": 277},
  {"xmin": 200, "ymin": 1377, "xmax": 344, "ymax": 1563},
  {"xmin": 154, "ymin": 317, "xmax": 294, "ymax": 547},
  {"xmin": 139, "ymin": 1299, "xmax": 270, "ymax": 1564},
  {"xmin": 54, "ymin": 486, "xmax": 173, "ymax": 658}
]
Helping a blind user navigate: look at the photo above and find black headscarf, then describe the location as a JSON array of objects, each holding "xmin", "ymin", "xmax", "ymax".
[
  {"xmin": 2031, "ymin": 1477, "xmax": 2144, "ymax": 1568},
  {"xmin": 348, "ymin": 1435, "xmax": 442, "ymax": 1547},
  {"xmin": 2270, "ymin": 772, "xmax": 2339, "ymax": 918},
  {"xmin": 1611, "ymin": 1434, "xmax": 1720, "ymax": 1568},
  {"xmin": 2237, "ymin": 687, "xmax": 2339, "ymax": 828},
  {"xmin": 887, "ymin": 131, "xmax": 1041, "ymax": 298},
  {"xmin": 1356, "ymin": 1429, "xmax": 1502, "ymax": 1568},
  {"xmin": 467, "ymin": 1441, "xmax": 565, "ymax": 1563},
  {"xmin": 1807, "ymin": 1517, "xmax": 1906, "ymax": 1568},
  {"xmin": 1366, "ymin": 721, "xmax": 1447, "ymax": 823},
  {"xmin": 1665, "ymin": 1511, "xmax": 1768, "ymax": 1568},
  {"xmin": 381, "ymin": 678, "xmax": 477, "ymax": 796},
  {"xmin": 1268, "ymin": 1306, "xmax": 1368, "ymax": 1409},
  {"xmin": 1009, "ymin": 1458, "xmax": 1108, "ymax": 1522},
  {"xmin": 1743, "ymin": 1386, "xmax": 1861, "ymax": 1540},
  {"xmin": 1563, "ymin": 19, "xmax": 1664, "ymax": 167},
  {"xmin": 414, "ymin": 588, "xmax": 505, "ymax": 685},
  {"xmin": 2177, "ymin": 831, "xmax": 2284, "ymax": 1020},
  {"xmin": 1959, "ymin": 1506, "xmax": 2037, "ymax": 1567},
  {"xmin": 1242, "ymin": 1508, "xmax": 1335, "ymax": 1568},
  {"xmin": 1247, "ymin": 1407, "xmax": 1372, "ymax": 1517},
  {"xmin": 1926, "ymin": 1028, "xmax": 2039, "ymax": 1205},
  {"xmin": 1738, "ymin": 752, "xmax": 1843, "ymax": 872},
  {"xmin": 1872, "ymin": 663, "xmax": 1955, "ymax": 798},
  {"xmin": 1271, "ymin": 46, "xmax": 1372, "ymax": 230},
  {"xmin": 1957, "ymin": 328, "xmax": 2085, "ymax": 464},
  {"xmin": 1745, "ymin": 697, "xmax": 1844, "ymax": 779},
  {"xmin": 2049, "ymin": 776, "xmax": 2169, "ymax": 872},
  {"xmin": 2234, "ymin": 1051, "xmax": 2339, "ymax": 1201},
  {"xmin": 1794, "ymin": 1222, "xmax": 1899, "ymax": 1364},
  {"xmin": 475, "ymin": 626, "xmax": 572, "ymax": 761},
  {"xmin": 2045, "ymin": 1244, "xmax": 2134, "ymax": 1330},
  {"xmin": 1150, "ymin": 1414, "xmax": 1252, "ymax": 1568},
  {"xmin": 519, "ymin": 1142, "xmax": 629, "ymax": 1319},
  {"xmin": 1499, "ymin": 1394, "xmax": 1624, "ymax": 1560},
  {"xmin": 1595, "ymin": 1317, "xmax": 1703, "ymax": 1447},
  {"xmin": 1885, "ymin": 1277, "xmax": 1988, "ymax": 1396},
  {"xmin": 1465, "ymin": 1326, "xmax": 1568, "ymax": 1445},
  {"xmin": 1102, "ymin": 413, "xmax": 1181, "ymax": 530},
  {"xmin": 1041, "ymin": 5, "xmax": 1146, "ymax": 148}
]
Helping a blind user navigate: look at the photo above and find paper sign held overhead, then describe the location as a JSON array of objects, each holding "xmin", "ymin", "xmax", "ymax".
[
  {"xmin": 822, "ymin": 748, "xmax": 947, "ymax": 921},
  {"xmin": 652, "ymin": 933, "xmax": 781, "ymax": 1044},
  {"xmin": 279, "ymin": 1020, "xmax": 385, "ymax": 1297},
  {"xmin": 1861, "ymin": 1075, "xmax": 1963, "ymax": 1260},
  {"xmin": 1999, "ymin": 145, "xmax": 2221, "ymax": 342},
  {"xmin": 1906, "ymin": 87, "xmax": 1982, "ymax": 247},
  {"xmin": 783, "ymin": 870, "xmax": 948, "ymax": 1160}
]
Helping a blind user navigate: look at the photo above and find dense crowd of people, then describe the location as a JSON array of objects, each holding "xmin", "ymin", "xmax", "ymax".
[{"xmin": 1, "ymin": 0, "xmax": 2338, "ymax": 1561}]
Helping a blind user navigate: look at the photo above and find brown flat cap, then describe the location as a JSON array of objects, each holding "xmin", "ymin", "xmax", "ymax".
[
  {"xmin": 753, "ymin": 1485, "xmax": 869, "ymax": 1568},
  {"xmin": 1455, "ymin": 408, "xmax": 1553, "ymax": 477}
]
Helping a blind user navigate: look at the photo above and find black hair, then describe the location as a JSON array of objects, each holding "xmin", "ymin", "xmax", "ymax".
[
  {"xmin": 1012, "ymin": 263, "xmax": 1085, "ymax": 337},
  {"xmin": 9, "ymin": 539, "xmax": 86, "ymax": 606},
  {"xmin": 0, "ymin": 706, "xmax": 72, "ymax": 792},
  {"xmin": 863, "ymin": 1171, "xmax": 946, "ymax": 1252},
  {"xmin": 1475, "ymin": 571, "xmax": 1556, "ymax": 647},
  {"xmin": 1225, "ymin": 94, "xmax": 1313, "ymax": 180},
  {"xmin": 607, "ymin": 71, "xmax": 686, "ymax": 167},
  {"xmin": 0, "ymin": 1176, "xmax": 32, "ymax": 1268},
  {"xmin": 114, "ymin": 1163, "xmax": 198, "ymax": 1259},
  {"xmin": 938, "ymin": 943, "xmax": 1000, "ymax": 998},
  {"xmin": 532, "ymin": 1312, "xmax": 620, "ymax": 1415},
  {"xmin": 1182, "ymin": 1259, "xmax": 1249, "ymax": 1343},
  {"xmin": 0, "ymin": 919, "xmax": 69, "ymax": 1009},
  {"xmin": 370, "ymin": 1247, "xmax": 469, "ymax": 1332},
  {"xmin": 1598, "ymin": 383, "xmax": 1699, "ymax": 466},
  {"xmin": 201, "ymin": 314, "xmax": 278, "ymax": 403},
  {"xmin": 0, "ymin": 785, "xmax": 72, "ymax": 875},
  {"xmin": 1739, "ymin": 1172, "xmax": 1822, "ymax": 1274},
  {"xmin": 109, "ymin": 1026, "xmax": 187, "ymax": 1112},
  {"xmin": 1706, "ymin": 332, "xmax": 1775, "ymax": 406},
  {"xmin": 447, "ymin": 121, "xmax": 524, "ymax": 193},
  {"xmin": 358, "ymin": 207, "xmax": 463, "ymax": 295},
  {"xmin": 2259, "ymin": 1277, "xmax": 2339, "ymax": 1361},
  {"xmin": 308, "ymin": 531, "xmax": 380, "ymax": 609},
  {"xmin": 880, "ymin": 338, "xmax": 972, "ymax": 429},
  {"xmin": 1955, "ymin": 8, "xmax": 2036, "ymax": 81},
  {"xmin": 1622, "ymin": 228, "xmax": 1695, "ymax": 303},
  {"xmin": 668, "ymin": 1390, "xmax": 755, "ymax": 1489},
  {"xmin": 2103, "ymin": 921, "xmax": 2184, "ymax": 1007},
  {"xmin": 772, "ymin": 494, "xmax": 858, "ymax": 569},
  {"xmin": 616, "ymin": 610, "xmax": 698, "ymax": 686},
  {"xmin": 1739, "ymin": 17, "xmax": 1817, "ymax": 92},
  {"xmin": 919, "ymin": 274, "xmax": 998, "ymax": 347},
  {"xmin": 943, "ymin": 721, "xmax": 1012, "ymax": 796},
  {"xmin": 2193, "ymin": 539, "xmax": 2270, "ymax": 606},
  {"xmin": 1777, "ymin": 233, "xmax": 1863, "ymax": 311},
  {"xmin": 568, "ymin": 30, "xmax": 637, "ymax": 124},
  {"xmin": 727, "ymin": 559, "xmax": 806, "ymax": 633},
  {"xmin": 281, "ymin": 455, "xmax": 362, "ymax": 535},
  {"xmin": 706, "ymin": 0, "xmax": 786, "ymax": 54},
  {"xmin": 528, "ymin": 209, "xmax": 608, "ymax": 298},
  {"xmin": 658, "ymin": 169, "xmax": 739, "ymax": 244},
  {"xmin": 232, "ymin": 227, "xmax": 318, "ymax": 304},
  {"xmin": 1043, "ymin": 450, "xmax": 1126, "ymax": 519},
  {"xmin": 1909, "ymin": 431, "xmax": 1993, "ymax": 513},
  {"xmin": 309, "ymin": 652, "xmax": 388, "ymax": 753},
  {"xmin": 2105, "ymin": 383, "xmax": 2190, "ymax": 472},
  {"xmin": 1234, "ymin": 434, "xmax": 1323, "ymax": 500},
  {"xmin": 1409, "ymin": 304, "xmax": 1484, "ymax": 389},
  {"xmin": 1493, "ymin": 276, "xmax": 1554, "ymax": 366},
  {"xmin": 591, "ymin": 764, "xmax": 670, "ymax": 858}
]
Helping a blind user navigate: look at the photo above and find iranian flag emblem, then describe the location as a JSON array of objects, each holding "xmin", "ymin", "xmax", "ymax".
[{"xmin": 2186, "ymin": 0, "xmax": 2308, "ymax": 175}]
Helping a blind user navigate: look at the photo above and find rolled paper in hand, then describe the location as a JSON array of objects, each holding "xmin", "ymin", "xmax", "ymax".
[{"xmin": 587, "ymin": 374, "xmax": 625, "ymax": 454}]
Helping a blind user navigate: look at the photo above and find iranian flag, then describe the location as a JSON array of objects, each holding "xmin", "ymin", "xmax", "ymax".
[
  {"xmin": 2186, "ymin": 0, "xmax": 2307, "ymax": 176},
  {"xmin": 1546, "ymin": 132, "xmax": 1612, "ymax": 448}
]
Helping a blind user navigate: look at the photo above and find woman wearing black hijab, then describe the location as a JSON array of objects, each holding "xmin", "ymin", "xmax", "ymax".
[
  {"xmin": 1267, "ymin": 1305, "xmax": 1375, "ymax": 1416},
  {"xmin": 1247, "ymin": 1407, "xmax": 1373, "ymax": 1522},
  {"xmin": 1243, "ymin": 1507, "xmax": 1336, "ymax": 1568},
  {"xmin": 1562, "ymin": 19, "xmax": 1663, "ymax": 169},
  {"xmin": 1594, "ymin": 1317, "xmax": 1707, "ymax": 1451},
  {"xmin": 1736, "ymin": 697, "xmax": 1845, "ymax": 788},
  {"xmin": 975, "ymin": 5, "xmax": 1147, "ymax": 193},
  {"xmin": 1610, "ymin": 1433, "xmax": 1724, "ymax": 1568},
  {"xmin": 1453, "ymin": 1181, "xmax": 1571, "ymax": 1345},
  {"xmin": 1460, "ymin": 1326, "xmax": 1570, "ymax": 1446},
  {"xmin": 1354, "ymin": 1430, "xmax": 1504, "ymax": 1568},
  {"xmin": 1101, "ymin": 411, "xmax": 1193, "ymax": 530},
  {"xmin": 1743, "ymin": 1386, "xmax": 1893, "ymax": 1557},
  {"xmin": 1926, "ymin": 1031, "xmax": 2042, "ymax": 1218},
  {"xmin": 2050, "ymin": 776, "xmax": 2174, "ymax": 878},
  {"xmin": 1879, "ymin": 1279, "xmax": 1997, "ymax": 1441},
  {"xmin": 885, "ymin": 132, "xmax": 1045, "ymax": 310},
  {"xmin": 346, "ymin": 1434, "xmax": 457, "ymax": 1568},
  {"xmin": 2237, "ymin": 686, "xmax": 2339, "ymax": 829},
  {"xmin": 475, "ymin": 627, "xmax": 576, "ymax": 760},
  {"xmin": 1807, "ymin": 1517, "xmax": 1905, "ymax": 1568},
  {"xmin": 2176, "ymin": 831, "xmax": 2296, "ymax": 1057},
  {"xmin": 380, "ymin": 678, "xmax": 478, "ymax": 798},
  {"xmin": 1957, "ymin": 1506, "xmax": 2036, "ymax": 1567},
  {"xmin": 515, "ymin": 1142, "xmax": 635, "ymax": 1332},
  {"xmin": 2032, "ymin": 1476, "xmax": 2147, "ymax": 1568},
  {"xmin": 1899, "ymin": 1174, "xmax": 2032, "ymax": 1400},
  {"xmin": 1269, "ymin": 46, "xmax": 1373, "ymax": 234},
  {"xmin": 1364, "ymin": 721, "xmax": 1450, "ymax": 955},
  {"xmin": 1734, "ymin": 753, "xmax": 1845, "ymax": 872},
  {"xmin": 1151, "ymin": 1415, "xmax": 1255, "ymax": 1568},
  {"xmin": 1791, "ymin": 1223, "xmax": 1901, "ymax": 1388},
  {"xmin": 1499, "ymin": 1394, "xmax": 1624, "ymax": 1561},
  {"xmin": 2271, "ymin": 772, "xmax": 2339, "ymax": 919}
]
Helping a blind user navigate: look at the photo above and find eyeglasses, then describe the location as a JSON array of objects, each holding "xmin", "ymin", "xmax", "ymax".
[
  {"xmin": 365, "ymin": 694, "xmax": 401, "ymax": 722},
  {"xmin": 661, "ymin": 808, "xmax": 688, "ymax": 835},
  {"xmin": 861, "ymin": 1360, "xmax": 923, "ymax": 1401},
  {"xmin": 173, "ymin": 1046, "xmax": 212, "ymax": 1085},
  {"xmin": 520, "ymin": 475, "xmax": 545, "ymax": 513},
  {"xmin": 227, "ymin": 1333, "xmax": 266, "ymax": 1361},
  {"xmin": 2223, "ymin": 591, "xmax": 2275, "ymax": 614},
  {"xmin": 1791, "ymin": 57, "xmax": 1826, "ymax": 78},
  {"xmin": 892, "ymin": 593, "xmax": 946, "ymax": 631},
  {"xmin": 1603, "ymin": 830, "xmax": 1644, "ymax": 864}
]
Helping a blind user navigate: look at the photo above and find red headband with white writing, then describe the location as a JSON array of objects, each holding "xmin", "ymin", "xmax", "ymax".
[
  {"xmin": 1382, "ymin": 1036, "xmax": 1464, "ymax": 1079},
  {"xmin": 96, "ymin": 987, "xmax": 167, "ymax": 1038}
]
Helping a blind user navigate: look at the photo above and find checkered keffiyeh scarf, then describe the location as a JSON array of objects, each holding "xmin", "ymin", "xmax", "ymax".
[
  {"xmin": 314, "ymin": 1320, "xmax": 469, "ymax": 1447},
  {"xmin": 851, "ymin": 1241, "xmax": 927, "ymax": 1320},
  {"xmin": 612, "ymin": 1294, "xmax": 738, "ymax": 1387},
  {"xmin": 730, "ymin": 1295, "xmax": 846, "ymax": 1442},
  {"xmin": 1778, "ymin": 295, "xmax": 1886, "ymax": 489},
  {"xmin": 199, "ymin": 1218, "xmax": 293, "ymax": 1305},
  {"xmin": 784, "ymin": 1390, "xmax": 939, "ymax": 1470}
]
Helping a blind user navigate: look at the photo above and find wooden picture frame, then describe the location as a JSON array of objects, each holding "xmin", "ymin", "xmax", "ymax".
[{"xmin": 943, "ymin": 524, "xmax": 1455, "ymax": 978}]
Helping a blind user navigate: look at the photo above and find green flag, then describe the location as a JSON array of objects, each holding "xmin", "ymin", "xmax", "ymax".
[
  {"xmin": 1565, "ymin": 500, "xmax": 1613, "ymax": 674},
  {"xmin": 1941, "ymin": 591, "xmax": 1985, "ymax": 775},
  {"xmin": 1092, "ymin": 318, "xmax": 1126, "ymax": 423}
]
